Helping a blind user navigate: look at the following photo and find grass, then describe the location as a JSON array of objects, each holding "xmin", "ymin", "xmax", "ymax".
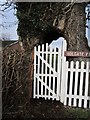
[{"xmin": 64, "ymin": 106, "xmax": 90, "ymax": 119}]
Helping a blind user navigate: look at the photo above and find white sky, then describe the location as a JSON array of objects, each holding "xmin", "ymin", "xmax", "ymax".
[
  {"xmin": 0, "ymin": 0, "xmax": 6, "ymax": 2},
  {"xmin": 2, "ymin": 8, "xmax": 18, "ymax": 40},
  {"xmin": 86, "ymin": 4, "xmax": 90, "ymax": 46},
  {"xmin": 49, "ymin": 37, "xmax": 65, "ymax": 48}
]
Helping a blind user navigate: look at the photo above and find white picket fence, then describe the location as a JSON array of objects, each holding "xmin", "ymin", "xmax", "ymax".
[
  {"xmin": 63, "ymin": 61, "xmax": 90, "ymax": 108},
  {"xmin": 33, "ymin": 41, "xmax": 90, "ymax": 109}
]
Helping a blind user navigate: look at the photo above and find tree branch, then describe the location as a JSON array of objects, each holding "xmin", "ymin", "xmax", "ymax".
[
  {"xmin": 0, "ymin": 1, "xmax": 14, "ymax": 12},
  {"xmin": 62, "ymin": 0, "xmax": 76, "ymax": 15}
]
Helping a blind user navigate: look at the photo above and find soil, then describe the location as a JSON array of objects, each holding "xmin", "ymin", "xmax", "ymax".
[{"xmin": 3, "ymin": 98, "xmax": 90, "ymax": 120}]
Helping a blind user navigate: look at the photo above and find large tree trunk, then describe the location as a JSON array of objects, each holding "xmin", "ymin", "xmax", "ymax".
[
  {"xmin": 18, "ymin": 36, "xmax": 43, "ymax": 100},
  {"xmin": 63, "ymin": 3, "xmax": 90, "ymax": 62}
]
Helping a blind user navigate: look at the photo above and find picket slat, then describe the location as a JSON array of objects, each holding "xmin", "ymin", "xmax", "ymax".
[
  {"xmin": 37, "ymin": 45, "xmax": 40, "ymax": 98},
  {"xmin": 84, "ymin": 62, "xmax": 89, "ymax": 108},
  {"xmin": 52, "ymin": 48, "xmax": 56, "ymax": 100},
  {"xmin": 45, "ymin": 43, "xmax": 48, "ymax": 99},
  {"xmin": 41, "ymin": 44, "xmax": 44, "ymax": 96},
  {"xmin": 64, "ymin": 61, "xmax": 69, "ymax": 105},
  {"xmin": 79, "ymin": 61, "xmax": 84, "ymax": 107},
  {"xmin": 68, "ymin": 61, "xmax": 74, "ymax": 106},
  {"xmin": 60, "ymin": 40, "xmax": 67, "ymax": 103},
  {"xmin": 73, "ymin": 61, "xmax": 79, "ymax": 107},
  {"xmin": 56, "ymin": 48, "xmax": 61, "ymax": 100},
  {"xmin": 48, "ymin": 47, "xmax": 52, "ymax": 99},
  {"xmin": 33, "ymin": 46, "xmax": 36, "ymax": 98}
]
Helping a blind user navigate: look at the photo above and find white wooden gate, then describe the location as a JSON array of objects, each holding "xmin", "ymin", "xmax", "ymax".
[{"xmin": 33, "ymin": 41, "xmax": 67, "ymax": 100}]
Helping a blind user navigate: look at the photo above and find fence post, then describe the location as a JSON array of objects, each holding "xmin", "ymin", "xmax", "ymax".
[
  {"xmin": 33, "ymin": 46, "xmax": 36, "ymax": 98},
  {"xmin": 57, "ymin": 47, "xmax": 61, "ymax": 100},
  {"xmin": 60, "ymin": 40, "xmax": 67, "ymax": 103}
]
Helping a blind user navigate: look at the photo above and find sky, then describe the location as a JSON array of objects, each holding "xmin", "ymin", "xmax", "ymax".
[
  {"xmin": 86, "ymin": 4, "xmax": 90, "ymax": 46},
  {"xmin": 49, "ymin": 37, "xmax": 65, "ymax": 48},
  {"xmin": 1, "ymin": 2, "xmax": 90, "ymax": 47},
  {"xmin": 2, "ymin": 6, "xmax": 18, "ymax": 40}
]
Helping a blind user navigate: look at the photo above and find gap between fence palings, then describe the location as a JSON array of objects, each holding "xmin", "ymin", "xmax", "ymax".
[{"xmin": 64, "ymin": 61, "xmax": 90, "ymax": 109}]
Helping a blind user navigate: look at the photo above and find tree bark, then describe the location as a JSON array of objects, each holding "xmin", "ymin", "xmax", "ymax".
[{"xmin": 63, "ymin": 3, "xmax": 90, "ymax": 62}]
